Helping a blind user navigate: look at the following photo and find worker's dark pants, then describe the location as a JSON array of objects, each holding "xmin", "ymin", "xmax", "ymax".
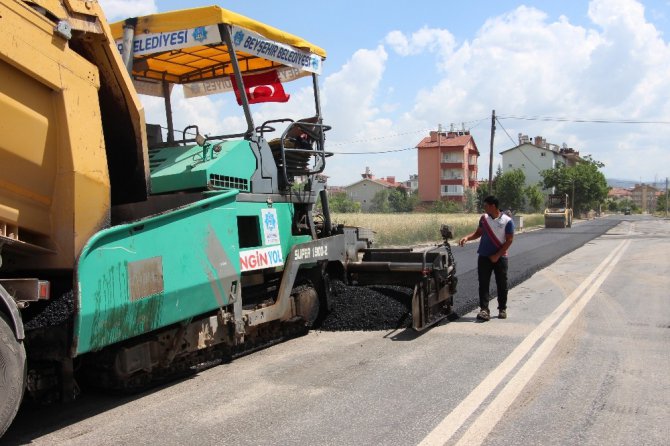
[{"xmin": 478, "ymin": 255, "xmax": 508, "ymax": 311}]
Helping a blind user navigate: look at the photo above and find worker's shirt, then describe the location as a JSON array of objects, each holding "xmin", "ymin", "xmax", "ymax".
[{"xmin": 477, "ymin": 212, "xmax": 514, "ymax": 257}]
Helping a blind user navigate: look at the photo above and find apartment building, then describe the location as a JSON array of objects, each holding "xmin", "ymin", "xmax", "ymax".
[
  {"xmin": 630, "ymin": 183, "xmax": 659, "ymax": 213},
  {"xmin": 416, "ymin": 128, "xmax": 479, "ymax": 202}
]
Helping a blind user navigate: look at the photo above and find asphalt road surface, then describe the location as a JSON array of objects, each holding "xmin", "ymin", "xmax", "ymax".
[
  {"xmin": 451, "ymin": 215, "xmax": 621, "ymax": 317},
  {"xmin": 3, "ymin": 215, "xmax": 668, "ymax": 445}
]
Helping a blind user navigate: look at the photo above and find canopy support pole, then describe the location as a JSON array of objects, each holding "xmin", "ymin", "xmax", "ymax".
[
  {"xmin": 163, "ymin": 78, "xmax": 174, "ymax": 143},
  {"xmin": 121, "ymin": 18, "xmax": 137, "ymax": 74},
  {"xmin": 221, "ymin": 24, "xmax": 255, "ymax": 137},
  {"xmin": 312, "ymin": 73, "xmax": 322, "ymax": 121}
]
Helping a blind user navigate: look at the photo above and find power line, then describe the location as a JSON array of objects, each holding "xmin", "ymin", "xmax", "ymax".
[
  {"xmin": 328, "ymin": 117, "xmax": 490, "ymax": 154},
  {"xmin": 149, "ymin": 124, "xmax": 417, "ymax": 155},
  {"xmin": 329, "ymin": 129, "xmax": 432, "ymax": 147},
  {"xmin": 496, "ymin": 117, "xmax": 543, "ymax": 172},
  {"xmin": 329, "ymin": 118, "xmax": 489, "ymax": 147},
  {"xmin": 495, "ymin": 117, "xmax": 518, "ymax": 147},
  {"xmin": 154, "ymin": 118, "xmax": 493, "ymax": 150},
  {"xmin": 498, "ymin": 115, "xmax": 670, "ymax": 125},
  {"xmin": 331, "ymin": 147, "xmax": 416, "ymax": 155}
]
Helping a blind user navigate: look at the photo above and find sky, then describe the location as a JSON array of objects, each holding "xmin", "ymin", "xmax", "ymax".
[{"xmin": 100, "ymin": 0, "xmax": 670, "ymax": 187}]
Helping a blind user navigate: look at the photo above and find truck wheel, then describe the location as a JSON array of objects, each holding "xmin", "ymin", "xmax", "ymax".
[{"xmin": 0, "ymin": 312, "xmax": 26, "ymax": 437}]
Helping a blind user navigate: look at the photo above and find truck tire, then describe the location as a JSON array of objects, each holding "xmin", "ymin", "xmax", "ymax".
[{"xmin": 0, "ymin": 312, "xmax": 26, "ymax": 437}]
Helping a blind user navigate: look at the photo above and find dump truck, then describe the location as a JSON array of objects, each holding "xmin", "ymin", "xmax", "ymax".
[
  {"xmin": 544, "ymin": 193, "xmax": 573, "ymax": 228},
  {"xmin": 0, "ymin": 1, "xmax": 457, "ymax": 436}
]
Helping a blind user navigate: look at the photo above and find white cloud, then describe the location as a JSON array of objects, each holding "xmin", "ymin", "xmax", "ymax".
[
  {"xmin": 98, "ymin": 0, "xmax": 157, "ymax": 20},
  {"xmin": 385, "ymin": 27, "xmax": 455, "ymax": 59},
  {"xmin": 322, "ymin": 46, "xmax": 388, "ymax": 136},
  {"xmin": 375, "ymin": 0, "xmax": 670, "ymax": 184},
  {"xmin": 129, "ymin": 0, "xmax": 670, "ymax": 187},
  {"xmin": 317, "ymin": 46, "xmax": 397, "ymax": 184}
]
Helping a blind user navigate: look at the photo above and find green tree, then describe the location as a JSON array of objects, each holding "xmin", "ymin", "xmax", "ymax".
[
  {"xmin": 476, "ymin": 182, "xmax": 493, "ymax": 211},
  {"xmin": 495, "ymin": 169, "xmax": 526, "ymax": 212},
  {"xmin": 464, "ymin": 188, "xmax": 477, "ymax": 213},
  {"xmin": 618, "ymin": 197, "xmax": 638, "ymax": 213},
  {"xmin": 429, "ymin": 199, "xmax": 461, "ymax": 213},
  {"xmin": 656, "ymin": 191, "xmax": 668, "ymax": 213},
  {"xmin": 491, "ymin": 165, "xmax": 503, "ymax": 194},
  {"xmin": 370, "ymin": 189, "xmax": 391, "ymax": 213},
  {"xmin": 406, "ymin": 190, "xmax": 420, "ymax": 211},
  {"xmin": 524, "ymin": 184, "xmax": 545, "ymax": 212},
  {"xmin": 388, "ymin": 187, "xmax": 418, "ymax": 212},
  {"xmin": 371, "ymin": 187, "xmax": 417, "ymax": 213},
  {"xmin": 328, "ymin": 192, "xmax": 360, "ymax": 213},
  {"xmin": 605, "ymin": 198, "xmax": 619, "ymax": 212},
  {"xmin": 540, "ymin": 156, "xmax": 609, "ymax": 214}
]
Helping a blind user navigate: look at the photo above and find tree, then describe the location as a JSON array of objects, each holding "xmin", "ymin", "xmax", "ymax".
[
  {"xmin": 388, "ymin": 187, "xmax": 418, "ymax": 212},
  {"xmin": 656, "ymin": 191, "xmax": 668, "ymax": 213},
  {"xmin": 476, "ymin": 182, "xmax": 492, "ymax": 211},
  {"xmin": 605, "ymin": 198, "xmax": 619, "ymax": 212},
  {"xmin": 495, "ymin": 169, "xmax": 526, "ymax": 212},
  {"xmin": 370, "ymin": 189, "xmax": 391, "ymax": 213},
  {"xmin": 327, "ymin": 192, "xmax": 360, "ymax": 213},
  {"xmin": 429, "ymin": 199, "xmax": 461, "ymax": 213},
  {"xmin": 524, "ymin": 184, "xmax": 545, "ymax": 212},
  {"xmin": 618, "ymin": 197, "xmax": 638, "ymax": 213},
  {"xmin": 490, "ymin": 165, "xmax": 503, "ymax": 194},
  {"xmin": 540, "ymin": 156, "xmax": 609, "ymax": 214},
  {"xmin": 371, "ymin": 187, "xmax": 417, "ymax": 213},
  {"xmin": 464, "ymin": 188, "xmax": 477, "ymax": 213}
]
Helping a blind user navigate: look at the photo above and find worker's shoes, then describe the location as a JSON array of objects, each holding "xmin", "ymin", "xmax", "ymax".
[
  {"xmin": 476, "ymin": 309, "xmax": 490, "ymax": 321},
  {"xmin": 498, "ymin": 309, "xmax": 507, "ymax": 319}
]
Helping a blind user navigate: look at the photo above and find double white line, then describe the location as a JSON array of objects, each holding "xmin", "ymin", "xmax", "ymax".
[{"xmin": 419, "ymin": 237, "xmax": 631, "ymax": 446}]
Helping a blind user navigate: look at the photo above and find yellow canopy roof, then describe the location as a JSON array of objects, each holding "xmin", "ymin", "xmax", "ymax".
[{"xmin": 110, "ymin": 5, "xmax": 326, "ymax": 85}]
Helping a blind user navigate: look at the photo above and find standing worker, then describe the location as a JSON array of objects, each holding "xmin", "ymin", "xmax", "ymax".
[{"xmin": 459, "ymin": 195, "xmax": 515, "ymax": 321}]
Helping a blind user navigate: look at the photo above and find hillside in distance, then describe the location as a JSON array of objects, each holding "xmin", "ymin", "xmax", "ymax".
[{"xmin": 607, "ymin": 178, "xmax": 667, "ymax": 189}]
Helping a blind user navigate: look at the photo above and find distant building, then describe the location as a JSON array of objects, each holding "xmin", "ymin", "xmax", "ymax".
[
  {"xmin": 630, "ymin": 183, "xmax": 659, "ymax": 213},
  {"xmin": 326, "ymin": 185, "xmax": 346, "ymax": 195},
  {"xmin": 416, "ymin": 127, "xmax": 479, "ymax": 203},
  {"xmin": 404, "ymin": 174, "xmax": 419, "ymax": 191},
  {"xmin": 607, "ymin": 188, "xmax": 632, "ymax": 200},
  {"xmin": 344, "ymin": 167, "xmax": 405, "ymax": 211},
  {"xmin": 500, "ymin": 134, "xmax": 582, "ymax": 190}
]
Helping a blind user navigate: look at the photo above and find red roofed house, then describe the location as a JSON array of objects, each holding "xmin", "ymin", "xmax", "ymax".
[
  {"xmin": 345, "ymin": 167, "xmax": 406, "ymax": 211},
  {"xmin": 607, "ymin": 188, "xmax": 632, "ymax": 200},
  {"xmin": 416, "ymin": 127, "xmax": 479, "ymax": 202}
]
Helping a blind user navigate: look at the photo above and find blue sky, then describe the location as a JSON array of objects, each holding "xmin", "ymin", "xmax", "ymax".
[{"xmin": 101, "ymin": 0, "xmax": 670, "ymax": 187}]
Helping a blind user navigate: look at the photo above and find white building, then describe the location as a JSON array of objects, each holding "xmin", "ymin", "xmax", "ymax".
[
  {"xmin": 500, "ymin": 134, "xmax": 582, "ymax": 189},
  {"xmin": 344, "ymin": 167, "xmax": 405, "ymax": 212},
  {"xmin": 404, "ymin": 174, "xmax": 418, "ymax": 191}
]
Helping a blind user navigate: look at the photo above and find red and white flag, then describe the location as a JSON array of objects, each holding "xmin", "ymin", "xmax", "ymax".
[{"xmin": 230, "ymin": 70, "xmax": 290, "ymax": 105}]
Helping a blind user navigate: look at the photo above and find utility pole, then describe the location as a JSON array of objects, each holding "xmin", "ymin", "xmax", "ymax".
[
  {"xmin": 488, "ymin": 109, "xmax": 495, "ymax": 192},
  {"xmin": 665, "ymin": 177, "xmax": 668, "ymax": 217}
]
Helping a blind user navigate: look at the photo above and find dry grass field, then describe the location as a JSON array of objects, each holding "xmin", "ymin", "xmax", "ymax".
[{"xmin": 330, "ymin": 213, "xmax": 544, "ymax": 247}]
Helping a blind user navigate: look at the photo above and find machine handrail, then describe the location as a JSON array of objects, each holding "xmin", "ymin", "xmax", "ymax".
[{"xmin": 275, "ymin": 121, "xmax": 332, "ymax": 189}]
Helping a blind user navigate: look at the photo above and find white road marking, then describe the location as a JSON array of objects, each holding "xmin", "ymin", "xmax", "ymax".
[
  {"xmin": 455, "ymin": 239, "xmax": 630, "ymax": 445},
  {"xmin": 418, "ymin": 239, "xmax": 630, "ymax": 446}
]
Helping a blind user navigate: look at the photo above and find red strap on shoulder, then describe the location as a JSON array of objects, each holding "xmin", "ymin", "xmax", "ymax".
[{"xmin": 481, "ymin": 215, "xmax": 503, "ymax": 249}]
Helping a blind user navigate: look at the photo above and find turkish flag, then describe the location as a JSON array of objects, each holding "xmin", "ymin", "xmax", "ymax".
[{"xmin": 230, "ymin": 70, "xmax": 290, "ymax": 105}]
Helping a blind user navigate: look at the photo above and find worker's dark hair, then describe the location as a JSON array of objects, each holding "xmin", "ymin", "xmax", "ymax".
[{"xmin": 483, "ymin": 195, "xmax": 499, "ymax": 208}]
